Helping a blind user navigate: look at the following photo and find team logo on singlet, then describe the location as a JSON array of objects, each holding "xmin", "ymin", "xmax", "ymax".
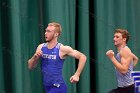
[{"xmin": 42, "ymin": 54, "xmax": 56, "ymax": 59}]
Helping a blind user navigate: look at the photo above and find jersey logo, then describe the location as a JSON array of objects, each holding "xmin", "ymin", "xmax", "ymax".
[{"xmin": 42, "ymin": 54, "xmax": 56, "ymax": 59}]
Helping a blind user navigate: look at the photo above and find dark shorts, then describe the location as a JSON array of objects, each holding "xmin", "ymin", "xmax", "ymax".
[
  {"xmin": 44, "ymin": 83, "xmax": 67, "ymax": 93},
  {"xmin": 108, "ymin": 84, "xmax": 134, "ymax": 93}
]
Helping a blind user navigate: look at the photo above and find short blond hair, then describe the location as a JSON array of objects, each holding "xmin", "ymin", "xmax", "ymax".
[{"xmin": 48, "ymin": 22, "xmax": 62, "ymax": 35}]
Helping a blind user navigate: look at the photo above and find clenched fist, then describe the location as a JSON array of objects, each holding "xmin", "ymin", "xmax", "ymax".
[
  {"xmin": 34, "ymin": 50, "xmax": 43, "ymax": 59},
  {"xmin": 106, "ymin": 50, "xmax": 114, "ymax": 59},
  {"xmin": 70, "ymin": 74, "xmax": 79, "ymax": 83}
]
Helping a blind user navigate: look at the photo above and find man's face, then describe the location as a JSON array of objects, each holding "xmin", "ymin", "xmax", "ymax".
[
  {"xmin": 45, "ymin": 26, "xmax": 56, "ymax": 42},
  {"xmin": 113, "ymin": 33, "xmax": 126, "ymax": 46}
]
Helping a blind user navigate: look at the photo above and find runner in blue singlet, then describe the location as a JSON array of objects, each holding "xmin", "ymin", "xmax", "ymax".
[{"xmin": 28, "ymin": 22, "xmax": 87, "ymax": 93}]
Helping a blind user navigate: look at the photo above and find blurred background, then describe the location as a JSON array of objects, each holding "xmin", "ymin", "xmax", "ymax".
[{"xmin": 0, "ymin": 0, "xmax": 140, "ymax": 93}]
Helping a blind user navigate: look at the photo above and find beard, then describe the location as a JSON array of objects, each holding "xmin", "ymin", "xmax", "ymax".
[
  {"xmin": 45, "ymin": 38, "xmax": 51, "ymax": 42},
  {"xmin": 45, "ymin": 36, "xmax": 55, "ymax": 42}
]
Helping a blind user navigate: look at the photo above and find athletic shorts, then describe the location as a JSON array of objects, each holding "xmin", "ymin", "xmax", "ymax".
[
  {"xmin": 108, "ymin": 84, "xmax": 134, "ymax": 93},
  {"xmin": 44, "ymin": 83, "xmax": 67, "ymax": 93}
]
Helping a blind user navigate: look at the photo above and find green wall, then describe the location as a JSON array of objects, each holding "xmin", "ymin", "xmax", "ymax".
[{"xmin": 1, "ymin": 0, "xmax": 140, "ymax": 93}]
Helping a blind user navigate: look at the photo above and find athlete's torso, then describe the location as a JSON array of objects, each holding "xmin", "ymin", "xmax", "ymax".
[
  {"xmin": 40, "ymin": 43, "xmax": 65, "ymax": 86},
  {"xmin": 115, "ymin": 46, "xmax": 134, "ymax": 87}
]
